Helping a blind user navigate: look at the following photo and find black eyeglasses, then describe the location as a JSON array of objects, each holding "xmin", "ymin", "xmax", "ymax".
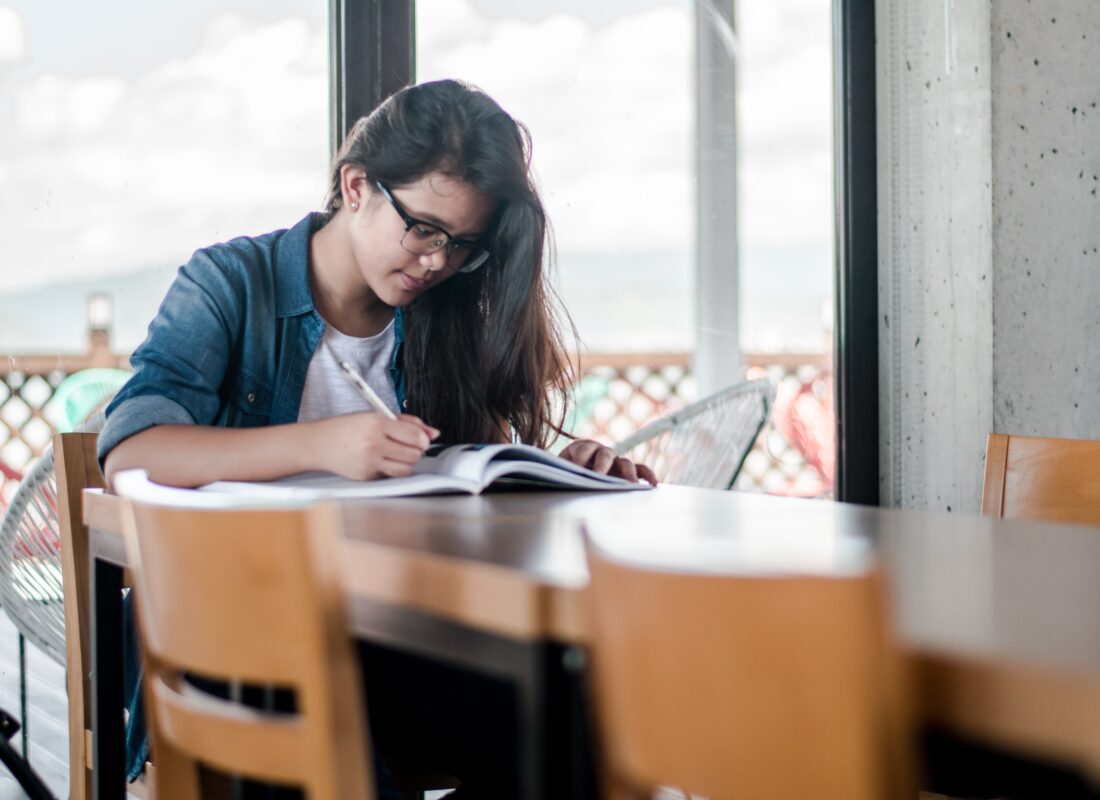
[{"xmin": 375, "ymin": 182, "xmax": 490, "ymax": 273}]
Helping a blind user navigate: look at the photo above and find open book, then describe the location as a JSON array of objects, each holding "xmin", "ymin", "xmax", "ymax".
[{"xmin": 200, "ymin": 443, "xmax": 652, "ymax": 501}]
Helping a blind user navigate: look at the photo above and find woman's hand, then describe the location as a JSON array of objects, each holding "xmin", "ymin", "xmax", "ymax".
[
  {"xmin": 558, "ymin": 439, "xmax": 658, "ymax": 486},
  {"xmin": 313, "ymin": 412, "xmax": 440, "ymax": 480}
]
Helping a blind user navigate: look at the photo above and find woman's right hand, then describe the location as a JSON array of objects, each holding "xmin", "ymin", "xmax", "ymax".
[{"xmin": 312, "ymin": 412, "xmax": 440, "ymax": 480}]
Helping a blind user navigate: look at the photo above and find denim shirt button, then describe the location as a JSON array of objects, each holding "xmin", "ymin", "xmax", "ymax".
[{"xmin": 247, "ymin": 391, "xmax": 256, "ymax": 403}]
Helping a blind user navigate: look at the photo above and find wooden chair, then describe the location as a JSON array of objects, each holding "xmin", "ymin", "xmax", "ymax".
[
  {"xmin": 56, "ymin": 430, "xmax": 159, "ymax": 799},
  {"xmin": 120, "ymin": 500, "xmax": 374, "ymax": 800},
  {"xmin": 582, "ymin": 535, "xmax": 913, "ymax": 800},
  {"xmin": 54, "ymin": 431, "xmax": 106, "ymax": 800},
  {"xmin": 982, "ymin": 433, "xmax": 1100, "ymax": 525}
]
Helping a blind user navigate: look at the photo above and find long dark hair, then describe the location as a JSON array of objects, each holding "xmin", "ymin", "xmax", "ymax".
[{"xmin": 324, "ymin": 80, "xmax": 574, "ymax": 447}]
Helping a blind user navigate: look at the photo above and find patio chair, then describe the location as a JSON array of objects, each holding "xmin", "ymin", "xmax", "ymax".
[
  {"xmin": 0, "ymin": 414, "xmax": 106, "ymax": 669},
  {"xmin": 982, "ymin": 433, "xmax": 1100, "ymax": 525},
  {"xmin": 120, "ymin": 499, "xmax": 375, "ymax": 799},
  {"xmin": 582, "ymin": 532, "xmax": 913, "ymax": 800},
  {"xmin": 613, "ymin": 377, "xmax": 775, "ymax": 490},
  {"xmin": 0, "ymin": 415, "xmax": 107, "ymax": 799},
  {"xmin": 48, "ymin": 368, "xmax": 130, "ymax": 433}
]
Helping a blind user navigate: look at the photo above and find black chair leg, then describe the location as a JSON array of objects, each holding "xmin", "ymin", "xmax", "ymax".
[{"xmin": 0, "ymin": 708, "xmax": 56, "ymax": 800}]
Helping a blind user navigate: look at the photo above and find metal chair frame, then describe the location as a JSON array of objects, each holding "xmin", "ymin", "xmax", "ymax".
[
  {"xmin": 614, "ymin": 377, "xmax": 775, "ymax": 490},
  {"xmin": 0, "ymin": 413, "xmax": 105, "ymax": 764}
]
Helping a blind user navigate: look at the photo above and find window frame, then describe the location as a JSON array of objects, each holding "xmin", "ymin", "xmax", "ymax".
[
  {"xmin": 334, "ymin": 0, "xmax": 879, "ymax": 504},
  {"xmin": 329, "ymin": 0, "xmax": 414, "ymax": 156},
  {"xmin": 833, "ymin": 0, "xmax": 879, "ymax": 505}
]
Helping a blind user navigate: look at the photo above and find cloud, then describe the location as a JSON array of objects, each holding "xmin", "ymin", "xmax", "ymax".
[
  {"xmin": 0, "ymin": 12, "xmax": 328, "ymax": 292},
  {"xmin": 420, "ymin": 2, "xmax": 694, "ymax": 253},
  {"xmin": 420, "ymin": 0, "xmax": 833, "ymax": 252},
  {"xmin": 0, "ymin": 6, "xmax": 23, "ymax": 62},
  {"xmin": 1, "ymin": 1, "xmax": 833, "ymax": 353}
]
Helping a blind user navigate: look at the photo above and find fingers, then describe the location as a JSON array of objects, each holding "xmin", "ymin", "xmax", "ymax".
[
  {"xmin": 589, "ymin": 446, "xmax": 617, "ymax": 475},
  {"xmin": 561, "ymin": 439, "xmax": 657, "ymax": 485},
  {"xmin": 383, "ymin": 417, "xmax": 435, "ymax": 451},
  {"xmin": 377, "ymin": 456, "xmax": 418, "ymax": 478},
  {"xmin": 399, "ymin": 413, "xmax": 440, "ymax": 441},
  {"xmin": 636, "ymin": 462, "xmax": 659, "ymax": 486},
  {"xmin": 561, "ymin": 439, "xmax": 601, "ymax": 468},
  {"xmin": 609, "ymin": 456, "xmax": 638, "ymax": 483}
]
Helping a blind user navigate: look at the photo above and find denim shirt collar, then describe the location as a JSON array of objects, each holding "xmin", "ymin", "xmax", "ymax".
[
  {"xmin": 273, "ymin": 212, "xmax": 327, "ymax": 318},
  {"xmin": 273, "ymin": 212, "xmax": 407, "ymax": 409}
]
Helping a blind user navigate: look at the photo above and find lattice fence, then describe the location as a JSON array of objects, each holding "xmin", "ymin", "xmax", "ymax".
[
  {"xmin": 0, "ymin": 347, "xmax": 833, "ymax": 500},
  {"xmin": 0, "ymin": 342, "xmax": 128, "ymax": 510},
  {"xmin": 569, "ymin": 352, "xmax": 833, "ymax": 498}
]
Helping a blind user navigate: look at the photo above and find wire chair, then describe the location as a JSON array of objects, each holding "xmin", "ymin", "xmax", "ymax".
[
  {"xmin": 0, "ymin": 412, "xmax": 106, "ymax": 668},
  {"xmin": 0, "ymin": 412, "xmax": 106, "ymax": 772},
  {"xmin": 613, "ymin": 378, "xmax": 775, "ymax": 490}
]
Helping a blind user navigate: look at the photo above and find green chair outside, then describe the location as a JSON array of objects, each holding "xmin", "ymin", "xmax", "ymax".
[{"xmin": 48, "ymin": 368, "xmax": 130, "ymax": 432}]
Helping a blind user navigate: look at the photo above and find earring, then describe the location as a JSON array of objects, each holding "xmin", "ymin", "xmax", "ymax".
[{"xmin": 349, "ymin": 201, "xmax": 359, "ymax": 211}]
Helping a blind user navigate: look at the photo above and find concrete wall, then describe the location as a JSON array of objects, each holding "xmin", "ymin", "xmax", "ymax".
[
  {"xmin": 877, "ymin": 1, "xmax": 994, "ymax": 512},
  {"xmin": 877, "ymin": 0, "xmax": 1100, "ymax": 512},
  {"xmin": 990, "ymin": 3, "xmax": 1100, "ymax": 438}
]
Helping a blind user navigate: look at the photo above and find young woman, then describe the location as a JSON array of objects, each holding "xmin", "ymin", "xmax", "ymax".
[
  {"xmin": 101, "ymin": 79, "xmax": 654, "ymax": 796},
  {"xmin": 100, "ymin": 78, "xmax": 655, "ymax": 490}
]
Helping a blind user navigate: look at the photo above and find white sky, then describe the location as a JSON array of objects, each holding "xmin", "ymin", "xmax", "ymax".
[
  {"xmin": 0, "ymin": 4, "xmax": 329, "ymax": 292},
  {"xmin": 0, "ymin": 0, "xmax": 831, "ymax": 294},
  {"xmin": 0, "ymin": 0, "xmax": 832, "ymax": 355}
]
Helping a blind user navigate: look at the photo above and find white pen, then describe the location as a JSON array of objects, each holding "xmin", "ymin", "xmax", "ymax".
[{"xmin": 323, "ymin": 341, "xmax": 398, "ymax": 421}]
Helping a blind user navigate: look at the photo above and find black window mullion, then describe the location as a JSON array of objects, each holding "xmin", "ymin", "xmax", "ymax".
[
  {"xmin": 330, "ymin": 0, "xmax": 415, "ymax": 156},
  {"xmin": 833, "ymin": 0, "xmax": 879, "ymax": 505}
]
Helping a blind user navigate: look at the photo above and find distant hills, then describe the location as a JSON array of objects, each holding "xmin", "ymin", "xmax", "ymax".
[
  {"xmin": 0, "ymin": 245, "xmax": 831, "ymax": 356},
  {"xmin": 0, "ymin": 265, "xmax": 178, "ymax": 354}
]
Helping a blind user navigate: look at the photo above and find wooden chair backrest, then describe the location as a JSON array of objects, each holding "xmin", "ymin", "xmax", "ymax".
[
  {"xmin": 121, "ymin": 501, "xmax": 373, "ymax": 800},
  {"xmin": 982, "ymin": 433, "xmax": 1100, "ymax": 525},
  {"xmin": 54, "ymin": 432, "xmax": 105, "ymax": 800},
  {"xmin": 584, "ymin": 539, "xmax": 912, "ymax": 800}
]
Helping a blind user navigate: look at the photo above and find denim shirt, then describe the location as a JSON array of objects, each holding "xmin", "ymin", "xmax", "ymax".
[
  {"xmin": 100, "ymin": 212, "xmax": 407, "ymax": 781},
  {"xmin": 100, "ymin": 212, "xmax": 407, "ymax": 466}
]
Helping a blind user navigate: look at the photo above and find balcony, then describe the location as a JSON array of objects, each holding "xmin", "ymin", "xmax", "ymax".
[{"xmin": 0, "ymin": 342, "xmax": 833, "ymax": 503}]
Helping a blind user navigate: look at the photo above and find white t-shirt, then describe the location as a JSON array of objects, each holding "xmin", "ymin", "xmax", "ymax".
[{"xmin": 297, "ymin": 320, "xmax": 400, "ymax": 422}]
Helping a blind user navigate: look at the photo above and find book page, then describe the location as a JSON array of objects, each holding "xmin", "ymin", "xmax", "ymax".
[
  {"xmin": 202, "ymin": 471, "xmax": 481, "ymax": 500},
  {"xmin": 417, "ymin": 443, "xmax": 648, "ymax": 490}
]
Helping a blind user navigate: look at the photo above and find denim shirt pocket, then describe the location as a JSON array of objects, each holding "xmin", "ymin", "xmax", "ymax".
[{"xmin": 225, "ymin": 368, "xmax": 274, "ymax": 426}]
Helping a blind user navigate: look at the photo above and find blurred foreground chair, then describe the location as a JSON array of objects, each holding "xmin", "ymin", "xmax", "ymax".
[
  {"xmin": 613, "ymin": 378, "xmax": 774, "ymax": 490},
  {"xmin": 121, "ymin": 499, "xmax": 374, "ymax": 799},
  {"xmin": 583, "ymin": 534, "xmax": 912, "ymax": 800},
  {"xmin": 982, "ymin": 433, "xmax": 1100, "ymax": 525}
]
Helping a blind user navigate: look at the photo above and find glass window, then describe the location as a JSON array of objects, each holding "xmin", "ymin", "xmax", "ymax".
[
  {"xmin": 0, "ymin": 0, "xmax": 328, "ymax": 471},
  {"xmin": 0, "ymin": 1, "xmax": 329, "ymax": 355},
  {"xmin": 737, "ymin": 0, "xmax": 835, "ymax": 496},
  {"xmin": 418, "ymin": 0, "xmax": 835, "ymax": 496},
  {"xmin": 418, "ymin": 0, "xmax": 695, "ymax": 355},
  {"xmin": 738, "ymin": 0, "xmax": 834, "ymax": 355}
]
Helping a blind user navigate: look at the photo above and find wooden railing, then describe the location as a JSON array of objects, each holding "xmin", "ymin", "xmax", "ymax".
[{"xmin": 0, "ymin": 342, "xmax": 833, "ymax": 498}]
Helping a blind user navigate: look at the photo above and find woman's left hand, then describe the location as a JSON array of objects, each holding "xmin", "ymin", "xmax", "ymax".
[{"xmin": 558, "ymin": 439, "xmax": 658, "ymax": 486}]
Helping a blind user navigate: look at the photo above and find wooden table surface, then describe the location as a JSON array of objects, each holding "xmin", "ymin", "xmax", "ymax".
[{"xmin": 84, "ymin": 485, "xmax": 1100, "ymax": 782}]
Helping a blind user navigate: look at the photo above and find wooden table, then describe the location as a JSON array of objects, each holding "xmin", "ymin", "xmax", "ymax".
[{"xmin": 84, "ymin": 486, "xmax": 1100, "ymax": 799}]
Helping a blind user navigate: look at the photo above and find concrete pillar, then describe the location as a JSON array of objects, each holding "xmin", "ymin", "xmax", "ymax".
[
  {"xmin": 990, "ymin": 2, "xmax": 1100, "ymax": 438},
  {"xmin": 878, "ymin": 0, "xmax": 1100, "ymax": 512},
  {"xmin": 877, "ymin": 0, "xmax": 994, "ymax": 512}
]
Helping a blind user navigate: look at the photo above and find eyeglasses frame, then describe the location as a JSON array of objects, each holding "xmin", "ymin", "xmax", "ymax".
[{"xmin": 374, "ymin": 181, "xmax": 490, "ymax": 273}]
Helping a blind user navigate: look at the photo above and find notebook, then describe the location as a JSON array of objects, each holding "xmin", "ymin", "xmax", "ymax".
[{"xmin": 200, "ymin": 443, "xmax": 652, "ymax": 501}]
